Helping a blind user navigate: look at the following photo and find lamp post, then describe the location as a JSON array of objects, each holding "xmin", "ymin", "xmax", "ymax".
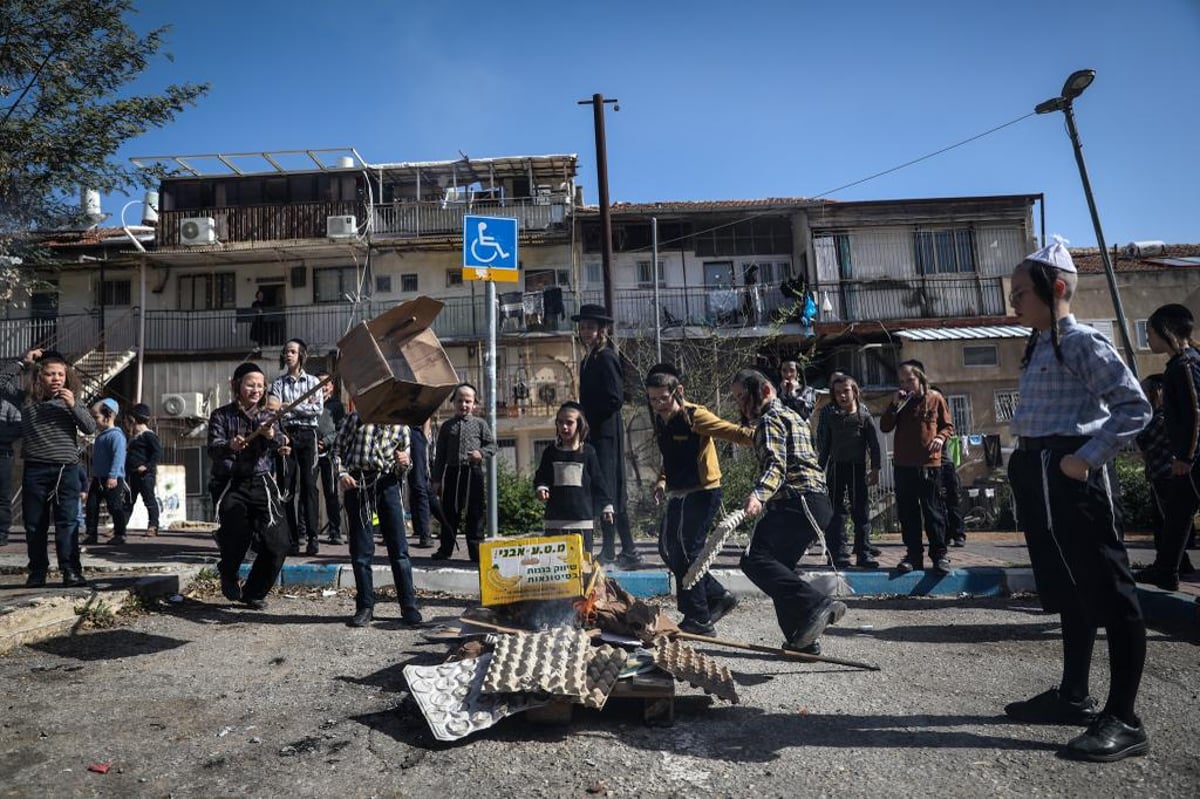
[
  {"xmin": 1035, "ymin": 69, "xmax": 1139, "ymax": 377},
  {"xmin": 578, "ymin": 93, "xmax": 618, "ymax": 316}
]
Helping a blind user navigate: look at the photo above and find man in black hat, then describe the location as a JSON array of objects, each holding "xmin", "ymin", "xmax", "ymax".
[
  {"xmin": 269, "ymin": 338, "xmax": 324, "ymax": 555},
  {"xmin": 572, "ymin": 304, "xmax": 642, "ymax": 567},
  {"xmin": 124, "ymin": 402, "xmax": 163, "ymax": 535}
]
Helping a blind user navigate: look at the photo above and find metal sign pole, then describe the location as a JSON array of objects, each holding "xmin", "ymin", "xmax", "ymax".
[{"xmin": 485, "ymin": 278, "xmax": 498, "ymax": 537}]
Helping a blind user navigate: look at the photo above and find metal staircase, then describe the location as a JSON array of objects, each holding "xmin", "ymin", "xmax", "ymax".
[{"xmin": 73, "ymin": 347, "xmax": 137, "ymax": 406}]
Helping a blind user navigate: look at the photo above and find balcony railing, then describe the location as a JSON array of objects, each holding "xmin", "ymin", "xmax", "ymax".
[
  {"xmin": 372, "ymin": 197, "xmax": 569, "ymax": 239},
  {"xmin": 0, "ymin": 275, "xmax": 1007, "ymax": 360}
]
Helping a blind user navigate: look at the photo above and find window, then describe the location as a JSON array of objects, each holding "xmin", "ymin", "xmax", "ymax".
[
  {"xmin": 497, "ymin": 437, "xmax": 518, "ymax": 472},
  {"xmin": 178, "ymin": 273, "xmax": 236, "ymax": 310},
  {"xmin": 446, "ymin": 269, "xmax": 463, "ymax": 287},
  {"xmin": 374, "ymin": 275, "xmax": 392, "ymax": 293},
  {"xmin": 1081, "ymin": 318, "xmax": 1116, "ymax": 344},
  {"xmin": 400, "ymin": 273, "xmax": 418, "ymax": 293},
  {"xmin": 962, "ymin": 344, "xmax": 998, "ymax": 368},
  {"xmin": 97, "ymin": 279, "xmax": 131, "ymax": 307},
  {"xmin": 947, "ymin": 394, "xmax": 974, "ymax": 435},
  {"xmin": 585, "ymin": 263, "xmax": 602, "ymax": 286},
  {"xmin": 693, "ymin": 218, "xmax": 791, "ymax": 257},
  {"xmin": 1135, "ymin": 319, "xmax": 1150, "ymax": 350},
  {"xmin": 915, "ymin": 228, "xmax": 976, "ymax": 274},
  {"xmin": 813, "ymin": 234, "xmax": 852, "ymax": 281},
  {"xmin": 994, "ymin": 389, "xmax": 1020, "ymax": 423},
  {"xmin": 313, "ymin": 266, "xmax": 357, "ymax": 303},
  {"xmin": 636, "ymin": 260, "xmax": 666, "ymax": 288}
]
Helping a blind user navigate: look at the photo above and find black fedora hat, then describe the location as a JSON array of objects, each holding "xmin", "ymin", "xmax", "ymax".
[{"xmin": 571, "ymin": 303, "xmax": 614, "ymax": 324}]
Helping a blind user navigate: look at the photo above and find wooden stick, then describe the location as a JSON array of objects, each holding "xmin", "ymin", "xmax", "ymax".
[
  {"xmin": 456, "ymin": 616, "xmax": 530, "ymax": 635},
  {"xmin": 675, "ymin": 631, "xmax": 880, "ymax": 671}
]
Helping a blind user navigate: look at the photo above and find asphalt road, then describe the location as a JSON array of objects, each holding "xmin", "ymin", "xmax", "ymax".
[{"xmin": 0, "ymin": 586, "xmax": 1197, "ymax": 798}]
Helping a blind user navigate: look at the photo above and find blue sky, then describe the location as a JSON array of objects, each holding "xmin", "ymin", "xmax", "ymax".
[{"xmin": 109, "ymin": 0, "xmax": 1199, "ymax": 247}]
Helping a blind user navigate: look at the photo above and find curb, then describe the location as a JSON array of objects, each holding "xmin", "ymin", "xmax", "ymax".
[{"xmin": 0, "ymin": 566, "xmax": 203, "ymax": 656}]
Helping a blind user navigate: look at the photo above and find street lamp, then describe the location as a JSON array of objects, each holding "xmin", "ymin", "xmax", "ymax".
[{"xmin": 1035, "ymin": 69, "xmax": 1139, "ymax": 376}]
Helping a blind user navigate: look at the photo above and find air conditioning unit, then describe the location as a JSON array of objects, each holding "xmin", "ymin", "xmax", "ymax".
[
  {"xmin": 179, "ymin": 217, "xmax": 217, "ymax": 246},
  {"xmin": 327, "ymin": 215, "xmax": 357, "ymax": 239},
  {"xmin": 161, "ymin": 392, "xmax": 207, "ymax": 419}
]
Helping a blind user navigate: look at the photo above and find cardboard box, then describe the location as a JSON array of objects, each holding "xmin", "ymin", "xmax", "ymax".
[{"xmin": 336, "ymin": 296, "xmax": 459, "ymax": 425}]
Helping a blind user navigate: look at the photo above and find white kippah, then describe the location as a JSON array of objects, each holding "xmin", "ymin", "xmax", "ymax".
[{"xmin": 1025, "ymin": 234, "xmax": 1076, "ymax": 273}]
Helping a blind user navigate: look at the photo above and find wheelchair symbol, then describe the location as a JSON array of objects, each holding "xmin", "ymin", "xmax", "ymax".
[{"xmin": 470, "ymin": 221, "xmax": 511, "ymax": 264}]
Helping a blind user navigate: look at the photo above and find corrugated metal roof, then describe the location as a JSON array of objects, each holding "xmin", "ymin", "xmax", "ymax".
[{"xmin": 895, "ymin": 325, "xmax": 1031, "ymax": 341}]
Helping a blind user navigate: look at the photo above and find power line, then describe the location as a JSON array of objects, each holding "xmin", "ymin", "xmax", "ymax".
[{"xmin": 627, "ymin": 110, "xmax": 1038, "ymax": 253}]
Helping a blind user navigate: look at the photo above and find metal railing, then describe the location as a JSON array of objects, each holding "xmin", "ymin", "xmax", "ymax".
[
  {"xmin": 372, "ymin": 197, "xmax": 569, "ymax": 238},
  {"xmin": 0, "ymin": 275, "xmax": 1007, "ymax": 359}
]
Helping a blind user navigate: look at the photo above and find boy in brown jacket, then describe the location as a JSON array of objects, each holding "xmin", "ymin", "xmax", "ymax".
[{"xmin": 879, "ymin": 359, "xmax": 954, "ymax": 574}]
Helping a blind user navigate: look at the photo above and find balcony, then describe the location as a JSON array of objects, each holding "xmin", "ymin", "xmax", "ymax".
[
  {"xmin": 0, "ymin": 275, "xmax": 1007, "ymax": 361},
  {"xmin": 372, "ymin": 197, "xmax": 569, "ymax": 239},
  {"xmin": 157, "ymin": 201, "xmax": 361, "ymax": 247}
]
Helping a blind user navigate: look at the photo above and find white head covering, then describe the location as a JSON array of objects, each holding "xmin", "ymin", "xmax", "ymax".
[{"xmin": 1025, "ymin": 234, "xmax": 1076, "ymax": 273}]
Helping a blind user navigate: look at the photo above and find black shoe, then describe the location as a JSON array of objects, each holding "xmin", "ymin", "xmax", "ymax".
[
  {"xmin": 895, "ymin": 558, "xmax": 919, "ymax": 574},
  {"xmin": 786, "ymin": 598, "xmax": 847, "ymax": 652},
  {"xmin": 855, "ymin": 553, "xmax": 880, "ymax": 569},
  {"xmin": 82, "ymin": 535, "xmax": 99, "ymax": 546},
  {"xmin": 220, "ymin": 570, "xmax": 242, "ymax": 602},
  {"xmin": 62, "ymin": 572, "xmax": 88, "ymax": 588},
  {"xmin": 931, "ymin": 557, "xmax": 951, "ymax": 575},
  {"xmin": 305, "ymin": 539, "xmax": 320, "ymax": 556},
  {"xmin": 348, "ymin": 608, "xmax": 373, "ymax": 627},
  {"xmin": 108, "ymin": 535, "xmax": 127, "ymax": 546},
  {"xmin": 616, "ymin": 551, "xmax": 643, "ymax": 569},
  {"xmin": 25, "ymin": 573, "xmax": 46, "ymax": 588},
  {"xmin": 708, "ymin": 592, "xmax": 738, "ymax": 624},
  {"xmin": 288, "ymin": 543, "xmax": 301, "ymax": 556},
  {"xmin": 783, "ymin": 639, "xmax": 821, "ymax": 656},
  {"xmin": 950, "ymin": 536, "xmax": 966, "ymax": 548},
  {"xmin": 400, "ymin": 609, "xmax": 424, "ymax": 626},
  {"xmin": 1004, "ymin": 687, "xmax": 1100, "ymax": 725},
  {"xmin": 597, "ymin": 549, "xmax": 616, "ymax": 565},
  {"xmin": 415, "ymin": 538, "xmax": 432, "ymax": 548},
  {"xmin": 1064, "ymin": 714, "xmax": 1150, "ymax": 762},
  {"xmin": 678, "ymin": 617, "xmax": 716, "ymax": 636},
  {"xmin": 430, "ymin": 549, "xmax": 452, "ymax": 561},
  {"xmin": 326, "ymin": 536, "xmax": 343, "ymax": 545},
  {"xmin": 867, "ymin": 545, "xmax": 882, "ymax": 557},
  {"xmin": 243, "ymin": 598, "xmax": 268, "ymax": 610},
  {"xmin": 1132, "ymin": 565, "xmax": 1179, "ymax": 591}
]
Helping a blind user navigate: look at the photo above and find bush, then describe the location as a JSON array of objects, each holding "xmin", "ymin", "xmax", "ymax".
[
  {"xmin": 1115, "ymin": 453, "xmax": 1156, "ymax": 534},
  {"xmin": 495, "ymin": 462, "xmax": 543, "ymax": 536}
]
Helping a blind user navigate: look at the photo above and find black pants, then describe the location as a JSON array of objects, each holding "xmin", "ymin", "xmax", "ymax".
[
  {"xmin": 126, "ymin": 469, "xmax": 160, "ymax": 529},
  {"xmin": 893, "ymin": 464, "xmax": 948, "ymax": 562},
  {"xmin": 740, "ymin": 493, "xmax": 833, "ymax": 639},
  {"xmin": 0, "ymin": 450, "xmax": 13, "ymax": 539},
  {"xmin": 282, "ymin": 427, "xmax": 320, "ymax": 546},
  {"xmin": 317, "ymin": 455, "xmax": 341, "ymax": 540},
  {"xmin": 407, "ymin": 427, "xmax": 439, "ymax": 541},
  {"xmin": 1150, "ymin": 467, "xmax": 1200, "ymax": 576},
  {"xmin": 86, "ymin": 477, "xmax": 129, "ymax": 539},
  {"xmin": 439, "ymin": 464, "xmax": 484, "ymax": 560},
  {"xmin": 212, "ymin": 474, "xmax": 290, "ymax": 602},
  {"xmin": 22, "ymin": 461, "xmax": 82, "ymax": 577},
  {"xmin": 941, "ymin": 461, "xmax": 964, "ymax": 539},
  {"xmin": 659, "ymin": 489, "xmax": 726, "ymax": 623},
  {"xmin": 825, "ymin": 460, "xmax": 871, "ymax": 558},
  {"xmin": 1008, "ymin": 448, "xmax": 1145, "ymax": 723}
]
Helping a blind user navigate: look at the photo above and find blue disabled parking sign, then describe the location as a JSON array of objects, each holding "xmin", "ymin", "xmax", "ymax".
[{"xmin": 463, "ymin": 215, "xmax": 519, "ymax": 281}]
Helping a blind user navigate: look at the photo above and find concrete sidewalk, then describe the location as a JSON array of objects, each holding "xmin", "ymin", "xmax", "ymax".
[{"xmin": 1, "ymin": 526, "xmax": 1197, "ymax": 653}]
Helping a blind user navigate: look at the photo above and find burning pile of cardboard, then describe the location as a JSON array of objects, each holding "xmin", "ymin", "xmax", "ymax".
[{"xmin": 403, "ymin": 574, "xmax": 739, "ymax": 742}]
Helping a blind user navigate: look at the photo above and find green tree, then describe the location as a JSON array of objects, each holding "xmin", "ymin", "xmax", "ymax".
[{"xmin": 0, "ymin": 0, "xmax": 208, "ymax": 301}]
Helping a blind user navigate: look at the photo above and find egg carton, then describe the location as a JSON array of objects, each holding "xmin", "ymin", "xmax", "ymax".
[
  {"xmin": 481, "ymin": 626, "xmax": 591, "ymax": 697},
  {"xmin": 582, "ymin": 644, "xmax": 629, "ymax": 710},
  {"xmin": 652, "ymin": 638, "xmax": 739, "ymax": 704},
  {"xmin": 403, "ymin": 654, "xmax": 548, "ymax": 742},
  {"xmin": 682, "ymin": 509, "xmax": 746, "ymax": 590}
]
